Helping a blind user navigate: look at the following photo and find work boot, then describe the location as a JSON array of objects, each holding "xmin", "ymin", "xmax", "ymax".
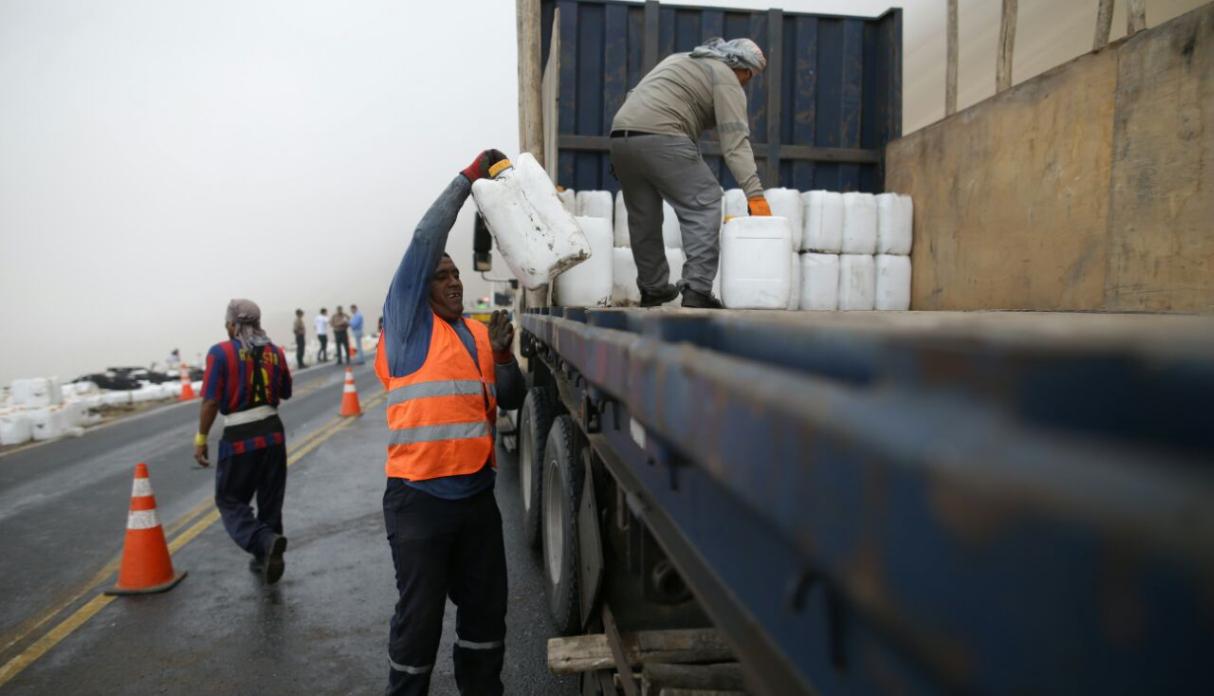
[
  {"xmin": 262, "ymin": 535, "xmax": 288, "ymax": 585},
  {"xmin": 681, "ymin": 287, "xmax": 723, "ymax": 309},
  {"xmin": 639, "ymin": 283, "xmax": 680, "ymax": 307}
]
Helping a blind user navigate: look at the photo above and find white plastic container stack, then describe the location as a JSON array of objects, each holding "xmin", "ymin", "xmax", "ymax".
[
  {"xmin": 719, "ymin": 217, "xmax": 792, "ymax": 309},
  {"xmin": 801, "ymin": 191, "xmax": 843, "ymax": 253},
  {"xmin": 0, "ymin": 411, "xmax": 32, "ymax": 446},
  {"xmin": 472, "ymin": 153, "xmax": 591, "ymax": 289},
  {"xmin": 557, "ymin": 189, "xmax": 577, "ymax": 216},
  {"xmin": 555, "ymin": 217, "xmax": 614, "ymax": 307},
  {"xmin": 28, "ymin": 408, "xmax": 61, "ymax": 441},
  {"xmin": 799, "ymin": 253, "xmax": 840, "ymax": 310},
  {"xmin": 838, "ymin": 254, "xmax": 876, "ymax": 310},
  {"xmin": 875, "ymin": 254, "xmax": 912, "ymax": 310},
  {"xmin": 10, "ymin": 378, "xmax": 62, "ymax": 408},
  {"xmin": 576, "ymin": 190, "xmax": 613, "ymax": 222},
  {"xmin": 611, "ymin": 248, "xmax": 641, "ymax": 305},
  {"xmin": 841, "ymin": 192, "xmax": 877, "ymax": 254},
  {"xmin": 103, "ymin": 391, "xmax": 132, "ymax": 407},
  {"xmin": 723, "ymin": 189, "xmax": 749, "ymax": 220},
  {"xmin": 613, "ymin": 191, "xmax": 630, "ymax": 247},
  {"xmin": 876, "ymin": 193, "xmax": 914, "ymax": 255}
]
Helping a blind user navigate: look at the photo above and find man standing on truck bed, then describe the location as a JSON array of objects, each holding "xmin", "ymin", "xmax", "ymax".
[
  {"xmin": 611, "ymin": 37, "xmax": 770, "ymax": 309},
  {"xmin": 376, "ymin": 148, "xmax": 525, "ymax": 696}
]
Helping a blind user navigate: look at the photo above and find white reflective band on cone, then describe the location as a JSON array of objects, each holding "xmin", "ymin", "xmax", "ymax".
[
  {"xmin": 388, "ymin": 658, "xmax": 432, "ymax": 674},
  {"xmin": 131, "ymin": 478, "xmax": 154, "ymax": 497},
  {"xmin": 344, "ymin": 383, "xmax": 357, "ymax": 393},
  {"xmin": 455, "ymin": 639, "xmax": 504, "ymax": 650},
  {"xmin": 127, "ymin": 509, "xmax": 160, "ymax": 530}
]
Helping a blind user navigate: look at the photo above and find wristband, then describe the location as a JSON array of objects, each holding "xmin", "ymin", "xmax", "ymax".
[{"xmin": 194, "ymin": 433, "xmax": 207, "ymax": 447}]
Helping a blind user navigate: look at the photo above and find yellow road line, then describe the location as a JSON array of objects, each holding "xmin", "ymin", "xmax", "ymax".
[
  {"xmin": 0, "ymin": 595, "xmax": 114, "ymax": 685},
  {"xmin": 0, "ymin": 390, "xmax": 385, "ymax": 688}
]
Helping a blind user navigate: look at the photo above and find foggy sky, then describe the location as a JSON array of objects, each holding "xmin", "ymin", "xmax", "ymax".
[{"xmin": 0, "ymin": 0, "xmax": 1202, "ymax": 384}]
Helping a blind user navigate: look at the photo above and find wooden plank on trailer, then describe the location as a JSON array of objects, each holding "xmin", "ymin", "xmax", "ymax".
[
  {"xmin": 996, "ymin": 0, "xmax": 1017, "ymax": 92},
  {"xmin": 517, "ymin": 0, "xmax": 543, "ymax": 162},
  {"xmin": 641, "ymin": 663, "xmax": 745, "ymax": 694},
  {"xmin": 1093, "ymin": 0, "xmax": 1114, "ymax": 50},
  {"xmin": 542, "ymin": 8, "xmax": 561, "ymax": 181},
  {"xmin": 548, "ymin": 629, "xmax": 734, "ymax": 675}
]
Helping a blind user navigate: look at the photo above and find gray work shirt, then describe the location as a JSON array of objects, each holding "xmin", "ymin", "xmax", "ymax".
[{"xmin": 612, "ymin": 53, "xmax": 763, "ymax": 198}]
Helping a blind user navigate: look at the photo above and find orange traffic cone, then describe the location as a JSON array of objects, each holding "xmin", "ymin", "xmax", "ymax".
[
  {"xmin": 339, "ymin": 367, "xmax": 362, "ymax": 417},
  {"xmin": 179, "ymin": 364, "xmax": 196, "ymax": 401},
  {"xmin": 106, "ymin": 463, "xmax": 187, "ymax": 595}
]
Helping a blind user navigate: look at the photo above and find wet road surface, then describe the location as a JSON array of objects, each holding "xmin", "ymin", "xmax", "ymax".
[{"xmin": 0, "ymin": 362, "xmax": 577, "ymax": 695}]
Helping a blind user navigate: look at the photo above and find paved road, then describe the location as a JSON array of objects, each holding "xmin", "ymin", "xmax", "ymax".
[{"xmin": 0, "ymin": 362, "xmax": 577, "ymax": 695}]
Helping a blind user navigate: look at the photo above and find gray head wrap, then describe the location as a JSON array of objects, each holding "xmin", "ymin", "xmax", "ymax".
[
  {"xmin": 690, "ymin": 37, "xmax": 767, "ymax": 74},
  {"xmin": 225, "ymin": 298, "xmax": 271, "ymax": 347}
]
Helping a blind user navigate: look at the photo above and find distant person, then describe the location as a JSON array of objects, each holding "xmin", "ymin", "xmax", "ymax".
[
  {"xmin": 193, "ymin": 299, "xmax": 293, "ymax": 584},
  {"xmin": 314, "ymin": 308, "xmax": 329, "ymax": 362},
  {"xmin": 611, "ymin": 37, "xmax": 769, "ymax": 308},
  {"xmin": 376, "ymin": 149, "xmax": 524, "ymax": 695},
  {"xmin": 166, "ymin": 348, "xmax": 181, "ymax": 370},
  {"xmin": 293, "ymin": 309, "xmax": 307, "ymax": 370},
  {"xmin": 331, "ymin": 306, "xmax": 350, "ymax": 366},
  {"xmin": 349, "ymin": 304, "xmax": 366, "ymax": 365},
  {"xmin": 377, "ymin": 315, "xmax": 383, "ymax": 337}
]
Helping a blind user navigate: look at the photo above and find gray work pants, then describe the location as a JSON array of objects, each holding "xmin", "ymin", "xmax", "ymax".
[{"xmin": 610, "ymin": 134, "xmax": 723, "ymax": 295}]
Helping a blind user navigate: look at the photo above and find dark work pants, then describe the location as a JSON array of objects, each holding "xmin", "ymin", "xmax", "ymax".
[
  {"xmin": 317, "ymin": 335, "xmax": 328, "ymax": 362},
  {"xmin": 383, "ymin": 480, "xmax": 507, "ymax": 696},
  {"xmin": 295, "ymin": 334, "xmax": 306, "ymax": 369},
  {"xmin": 334, "ymin": 330, "xmax": 349, "ymax": 364},
  {"xmin": 215, "ymin": 443, "xmax": 287, "ymax": 557},
  {"xmin": 610, "ymin": 133, "xmax": 724, "ymax": 295}
]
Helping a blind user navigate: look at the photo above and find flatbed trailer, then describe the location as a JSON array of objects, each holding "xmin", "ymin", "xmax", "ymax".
[{"xmin": 510, "ymin": 307, "xmax": 1214, "ymax": 695}]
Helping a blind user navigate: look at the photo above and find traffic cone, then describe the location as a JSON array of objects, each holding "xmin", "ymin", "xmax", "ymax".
[
  {"xmin": 179, "ymin": 364, "xmax": 196, "ymax": 401},
  {"xmin": 339, "ymin": 367, "xmax": 362, "ymax": 417},
  {"xmin": 107, "ymin": 463, "xmax": 187, "ymax": 595}
]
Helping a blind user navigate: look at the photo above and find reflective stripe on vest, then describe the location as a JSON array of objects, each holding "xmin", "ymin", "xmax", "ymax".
[{"xmin": 376, "ymin": 313, "xmax": 498, "ymax": 482}]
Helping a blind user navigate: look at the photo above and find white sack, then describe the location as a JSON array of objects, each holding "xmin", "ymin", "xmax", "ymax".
[
  {"xmin": 875, "ymin": 254, "xmax": 912, "ymax": 310},
  {"xmin": 876, "ymin": 193, "xmax": 913, "ymax": 255},
  {"xmin": 841, "ymin": 192, "xmax": 877, "ymax": 254},
  {"xmin": 801, "ymin": 191, "xmax": 843, "ymax": 253},
  {"xmin": 838, "ymin": 253, "xmax": 876, "ymax": 310},
  {"xmin": 0, "ymin": 412, "xmax": 32, "ymax": 446},
  {"xmin": 555, "ymin": 217, "xmax": 614, "ymax": 307},
  {"xmin": 799, "ymin": 253, "xmax": 840, "ymax": 311},
  {"xmin": 576, "ymin": 190, "xmax": 613, "ymax": 221}
]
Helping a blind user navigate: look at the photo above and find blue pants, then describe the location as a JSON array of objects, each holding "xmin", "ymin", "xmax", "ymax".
[
  {"xmin": 383, "ymin": 481, "xmax": 507, "ymax": 696},
  {"xmin": 215, "ymin": 442, "xmax": 287, "ymax": 557},
  {"xmin": 352, "ymin": 330, "xmax": 365, "ymax": 364}
]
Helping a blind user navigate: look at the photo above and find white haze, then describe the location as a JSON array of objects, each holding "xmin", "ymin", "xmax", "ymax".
[{"xmin": 0, "ymin": 0, "xmax": 1202, "ymax": 383}]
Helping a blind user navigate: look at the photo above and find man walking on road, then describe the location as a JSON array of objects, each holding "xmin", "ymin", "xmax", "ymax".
[
  {"xmin": 293, "ymin": 308, "xmax": 307, "ymax": 370},
  {"xmin": 349, "ymin": 303, "xmax": 366, "ymax": 365},
  {"xmin": 193, "ymin": 299, "xmax": 293, "ymax": 584},
  {"xmin": 314, "ymin": 308, "xmax": 329, "ymax": 363},
  {"xmin": 611, "ymin": 37, "xmax": 770, "ymax": 309},
  {"xmin": 332, "ymin": 306, "xmax": 351, "ymax": 365},
  {"xmin": 376, "ymin": 148, "xmax": 524, "ymax": 696}
]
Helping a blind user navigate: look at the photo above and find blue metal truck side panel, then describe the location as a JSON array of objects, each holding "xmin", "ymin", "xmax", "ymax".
[{"xmin": 540, "ymin": 0, "xmax": 902, "ymax": 193}]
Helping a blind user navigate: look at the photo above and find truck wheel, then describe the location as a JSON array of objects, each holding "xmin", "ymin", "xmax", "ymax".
[
  {"xmin": 542, "ymin": 415, "xmax": 585, "ymax": 635},
  {"xmin": 518, "ymin": 387, "xmax": 553, "ymax": 550}
]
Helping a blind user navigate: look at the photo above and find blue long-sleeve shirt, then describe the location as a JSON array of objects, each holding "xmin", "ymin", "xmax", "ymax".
[
  {"xmin": 350, "ymin": 310, "xmax": 364, "ymax": 333},
  {"xmin": 382, "ymin": 174, "xmax": 525, "ymax": 499}
]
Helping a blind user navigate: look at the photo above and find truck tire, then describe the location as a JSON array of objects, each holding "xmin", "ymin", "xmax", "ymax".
[
  {"xmin": 518, "ymin": 387, "xmax": 553, "ymax": 550},
  {"xmin": 542, "ymin": 414, "xmax": 585, "ymax": 635}
]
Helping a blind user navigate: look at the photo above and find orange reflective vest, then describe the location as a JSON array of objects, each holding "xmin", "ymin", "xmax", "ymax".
[{"xmin": 375, "ymin": 314, "xmax": 497, "ymax": 481}]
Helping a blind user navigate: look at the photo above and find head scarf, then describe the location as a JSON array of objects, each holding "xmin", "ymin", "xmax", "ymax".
[
  {"xmin": 225, "ymin": 298, "xmax": 271, "ymax": 347},
  {"xmin": 690, "ymin": 37, "xmax": 766, "ymax": 75}
]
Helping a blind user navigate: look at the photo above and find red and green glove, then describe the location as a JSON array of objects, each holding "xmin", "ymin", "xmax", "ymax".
[{"xmin": 461, "ymin": 149, "xmax": 511, "ymax": 183}]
